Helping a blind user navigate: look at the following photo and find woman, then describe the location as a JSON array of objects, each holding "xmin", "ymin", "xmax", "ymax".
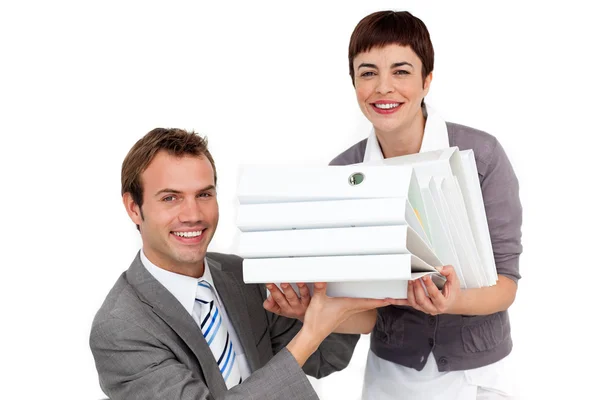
[{"xmin": 265, "ymin": 10, "xmax": 522, "ymax": 400}]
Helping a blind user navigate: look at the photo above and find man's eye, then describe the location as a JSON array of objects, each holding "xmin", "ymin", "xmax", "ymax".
[
  {"xmin": 198, "ymin": 192, "xmax": 212, "ymax": 198},
  {"xmin": 162, "ymin": 195, "xmax": 176, "ymax": 202}
]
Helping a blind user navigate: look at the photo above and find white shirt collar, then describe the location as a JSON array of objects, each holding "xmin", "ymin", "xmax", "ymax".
[
  {"xmin": 140, "ymin": 249, "xmax": 214, "ymax": 316},
  {"xmin": 364, "ymin": 103, "xmax": 450, "ymax": 162}
]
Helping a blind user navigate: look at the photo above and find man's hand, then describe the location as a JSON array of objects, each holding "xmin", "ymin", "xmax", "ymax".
[
  {"xmin": 301, "ymin": 283, "xmax": 389, "ymax": 336},
  {"xmin": 263, "ymin": 283, "xmax": 311, "ymax": 321},
  {"xmin": 285, "ymin": 282, "xmax": 389, "ymax": 366}
]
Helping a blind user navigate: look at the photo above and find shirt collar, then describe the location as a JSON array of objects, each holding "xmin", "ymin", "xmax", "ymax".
[
  {"xmin": 364, "ymin": 103, "xmax": 450, "ymax": 162},
  {"xmin": 140, "ymin": 249, "xmax": 213, "ymax": 316}
]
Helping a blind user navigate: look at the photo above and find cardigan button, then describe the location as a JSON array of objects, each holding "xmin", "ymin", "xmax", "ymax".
[
  {"xmin": 428, "ymin": 338, "xmax": 434, "ymax": 346},
  {"xmin": 439, "ymin": 357, "xmax": 448, "ymax": 365}
]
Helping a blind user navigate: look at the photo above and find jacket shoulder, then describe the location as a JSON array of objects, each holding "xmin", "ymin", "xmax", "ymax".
[{"xmin": 91, "ymin": 272, "xmax": 149, "ymax": 326}]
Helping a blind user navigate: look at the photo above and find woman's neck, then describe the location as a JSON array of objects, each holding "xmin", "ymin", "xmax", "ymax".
[{"xmin": 375, "ymin": 111, "xmax": 426, "ymax": 158}]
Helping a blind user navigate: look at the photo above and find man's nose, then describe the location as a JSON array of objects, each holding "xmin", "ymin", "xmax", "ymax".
[{"xmin": 178, "ymin": 197, "xmax": 203, "ymax": 223}]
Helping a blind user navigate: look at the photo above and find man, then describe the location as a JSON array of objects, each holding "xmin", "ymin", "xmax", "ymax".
[{"xmin": 90, "ymin": 128, "xmax": 386, "ymax": 399}]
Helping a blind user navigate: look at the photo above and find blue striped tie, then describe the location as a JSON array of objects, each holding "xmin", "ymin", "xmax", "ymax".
[{"xmin": 195, "ymin": 280, "xmax": 242, "ymax": 389}]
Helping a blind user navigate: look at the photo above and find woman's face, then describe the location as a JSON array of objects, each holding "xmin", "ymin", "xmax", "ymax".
[{"xmin": 353, "ymin": 44, "xmax": 432, "ymax": 135}]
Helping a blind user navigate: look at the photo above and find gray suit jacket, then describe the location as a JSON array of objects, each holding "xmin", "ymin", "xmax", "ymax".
[{"xmin": 90, "ymin": 252, "xmax": 359, "ymax": 400}]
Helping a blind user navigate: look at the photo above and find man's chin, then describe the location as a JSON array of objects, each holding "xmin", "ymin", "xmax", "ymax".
[{"xmin": 175, "ymin": 253, "xmax": 206, "ymax": 265}]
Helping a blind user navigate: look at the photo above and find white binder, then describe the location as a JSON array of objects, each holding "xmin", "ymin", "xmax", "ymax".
[
  {"xmin": 376, "ymin": 147, "xmax": 496, "ymax": 286},
  {"xmin": 421, "ymin": 184, "xmax": 466, "ymax": 288},
  {"xmin": 429, "ymin": 177, "xmax": 483, "ymax": 288},
  {"xmin": 242, "ymin": 254, "xmax": 437, "ymax": 283},
  {"xmin": 326, "ymin": 275, "xmax": 445, "ymax": 299},
  {"xmin": 243, "ymin": 254, "xmax": 443, "ymax": 299},
  {"xmin": 237, "ymin": 225, "xmax": 442, "ymax": 267},
  {"xmin": 237, "ymin": 164, "xmax": 430, "ymax": 239},
  {"xmin": 459, "ymin": 150, "xmax": 497, "ymax": 284},
  {"xmin": 236, "ymin": 197, "xmax": 430, "ymax": 247}
]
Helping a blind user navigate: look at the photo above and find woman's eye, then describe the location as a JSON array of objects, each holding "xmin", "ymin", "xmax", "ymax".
[
  {"xmin": 360, "ymin": 71, "xmax": 376, "ymax": 77},
  {"xmin": 394, "ymin": 70, "xmax": 410, "ymax": 75}
]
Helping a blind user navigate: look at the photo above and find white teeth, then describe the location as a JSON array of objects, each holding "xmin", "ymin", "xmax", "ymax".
[
  {"xmin": 173, "ymin": 231, "xmax": 202, "ymax": 238},
  {"xmin": 374, "ymin": 103, "xmax": 400, "ymax": 109}
]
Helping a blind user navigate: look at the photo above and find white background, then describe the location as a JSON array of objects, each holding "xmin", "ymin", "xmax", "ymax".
[{"xmin": 1, "ymin": 1, "xmax": 598, "ymax": 399}]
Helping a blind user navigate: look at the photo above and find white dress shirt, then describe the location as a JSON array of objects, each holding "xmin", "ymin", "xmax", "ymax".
[
  {"xmin": 361, "ymin": 104, "xmax": 515, "ymax": 399},
  {"xmin": 140, "ymin": 250, "xmax": 252, "ymax": 381}
]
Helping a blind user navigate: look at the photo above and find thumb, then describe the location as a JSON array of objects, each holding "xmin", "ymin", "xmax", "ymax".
[{"xmin": 438, "ymin": 265, "xmax": 457, "ymax": 283}]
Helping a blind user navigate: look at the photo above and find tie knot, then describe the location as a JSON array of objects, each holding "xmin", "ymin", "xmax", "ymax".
[{"xmin": 196, "ymin": 280, "xmax": 215, "ymax": 304}]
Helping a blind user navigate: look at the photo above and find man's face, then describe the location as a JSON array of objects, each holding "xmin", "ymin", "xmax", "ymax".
[{"xmin": 124, "ymin": 151, "xmax": 219, "ymax": 276}]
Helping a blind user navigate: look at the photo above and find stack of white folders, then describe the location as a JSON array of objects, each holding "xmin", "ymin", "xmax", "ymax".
[{"xmin": 235, "ymin": 146, "xmax": 497, "ymax": 299}]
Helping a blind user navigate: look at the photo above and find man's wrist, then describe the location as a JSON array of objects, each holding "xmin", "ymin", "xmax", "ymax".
[{"xmin": 286, "ymin": 327, "xmax": 321, "ymax": 367}]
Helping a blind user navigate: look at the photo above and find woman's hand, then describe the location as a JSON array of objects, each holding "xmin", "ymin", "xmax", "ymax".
[{"xmin": 386, "ymin": 265, "xmax": 462, "ymax": 315}]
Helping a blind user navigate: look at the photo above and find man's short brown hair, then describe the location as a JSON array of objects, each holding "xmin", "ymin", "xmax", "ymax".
[{"xmin": 121, "ymin": 128, "xmax": 217, "ymax": 208}]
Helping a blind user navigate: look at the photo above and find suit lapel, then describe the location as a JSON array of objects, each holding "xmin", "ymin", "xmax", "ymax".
[
  {"xmin": 207, "ymin": 257, "xmax": 261, "ymax": 372},
  {"xmin": 126, "ymin": 254, "xmax": 228, "ymax": 397}
]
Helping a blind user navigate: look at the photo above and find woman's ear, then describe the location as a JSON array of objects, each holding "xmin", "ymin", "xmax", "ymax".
[{"xmin": 423, "ymin": 72, "xmax": 433, "ymax": 94}]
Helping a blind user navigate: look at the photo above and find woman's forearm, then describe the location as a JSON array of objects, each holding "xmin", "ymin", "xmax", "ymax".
[{"xmin": 451, "ymin": 275, "xmax": 517, "ymax": 315}]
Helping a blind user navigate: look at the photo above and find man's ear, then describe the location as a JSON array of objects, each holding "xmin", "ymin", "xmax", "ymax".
[{"xmin": 123, "ymin": 192, "xmax": 143, "ymax": 226}]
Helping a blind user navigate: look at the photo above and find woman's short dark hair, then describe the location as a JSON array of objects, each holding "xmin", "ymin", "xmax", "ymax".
[{"xmin": 348, "ymin": 11, "xmax": 434, "ymax": 85}]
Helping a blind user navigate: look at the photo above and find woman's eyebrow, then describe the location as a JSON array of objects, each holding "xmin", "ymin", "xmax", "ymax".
[
  {"xmin": 357, "ymin": 63, "xmax": 378, "ymax": 70},
  {"xmin": 391, "ymin": 62, "xmax": 414, "ymax": 69}
]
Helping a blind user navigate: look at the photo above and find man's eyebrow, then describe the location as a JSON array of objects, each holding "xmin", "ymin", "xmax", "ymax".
[
  {"xmin": 154, "ymin": 188, "xmax": 182, "ymax": 197},
  {"xmin": 198, "ymin": 185, "xmax": 216, "ymax": 192},
  {"xmin": 153, "ymin": 185, "xmax": 216, "ymax": 197}
]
